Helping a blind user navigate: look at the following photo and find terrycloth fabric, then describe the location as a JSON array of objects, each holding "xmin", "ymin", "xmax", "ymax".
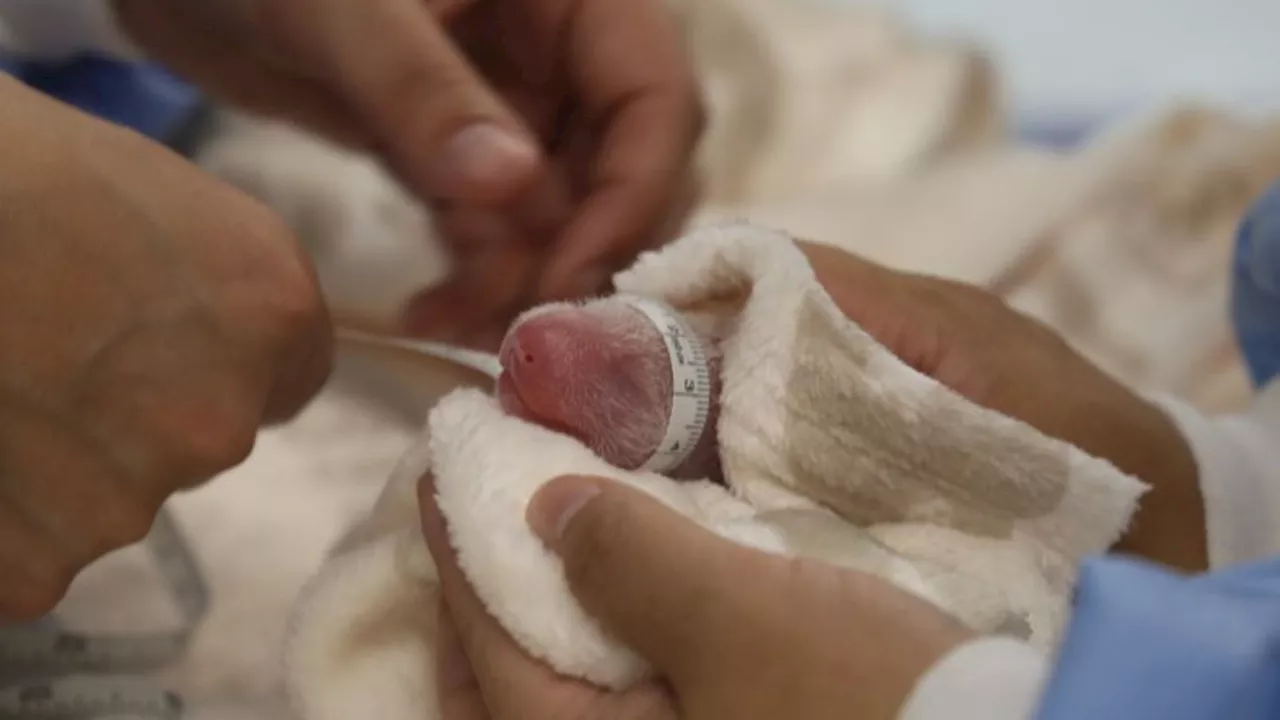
[
  {"xmin": 673, "ymin": 0, "xmax": 1003, "ymax": 208},
  {"xmin": 284, "ymin": 221, "xmax": 1147, "ymax": 720}
]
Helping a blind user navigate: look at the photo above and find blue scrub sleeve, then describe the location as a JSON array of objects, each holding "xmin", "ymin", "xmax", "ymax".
[
  {"xmin": 1034, "ymin": 554, "xmax": 1280, "ymax": 719},
  {"xmin": 0, "ymin": 52, "xmax": 205, "ymax": 147},
  {"xmin": 1232, "ymin": 179, "xmax": 1280, "ymax": 388}
]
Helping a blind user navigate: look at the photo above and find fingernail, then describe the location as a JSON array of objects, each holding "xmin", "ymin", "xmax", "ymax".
[
  {"xmin": 527, "ymin": 476, "xmax": 603, "ymax": 548},
  {"xmin": 431, "ymin": 124, "xmax": 538, "ymax": 199}
]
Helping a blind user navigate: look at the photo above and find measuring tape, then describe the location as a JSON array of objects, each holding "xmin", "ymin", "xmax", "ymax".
[
  {"xmin": 616, "ymin": 295, "xmax": 715, "ymax": 474},
  {"xmin": 0, "ymin": 677, "xmax": 182, "ymax": 720},
  {"xmin": 0, "ymin": 508, "xmax": 206, "ymax": 719}
]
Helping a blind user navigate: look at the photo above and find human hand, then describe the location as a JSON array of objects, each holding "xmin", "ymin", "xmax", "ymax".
[
  {"xmin": 113, "ymin": 0, "xmax": 703, "ymax": 350},
  {"xmin": 0, "ymin": 77, "xmax": 331, "ymax": 622},
  {"xmin": 796, "ymin": 242, "xmax": 1207, "ymax": 572},
  {"xmin": 419, "ymin": 474, "xmax": 972, "ymax": 720}
]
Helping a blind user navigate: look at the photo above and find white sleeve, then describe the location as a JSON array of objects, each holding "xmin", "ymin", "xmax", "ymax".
[
  {"xmin": 0, "ymin": 0, "xmax": 141, "ymax": 60},
  {"xmin": 897, "ymin": 636, "xmax": 1050, "ymax": 720},
  {"xmin": 1151, "ymin": 379, "xmax": 1280, "ymax": 569}
]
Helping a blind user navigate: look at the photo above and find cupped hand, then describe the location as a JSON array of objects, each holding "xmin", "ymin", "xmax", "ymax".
[
  {"xmin": 113, "ymin": 0, "xmax": 704, "ymax": 350},
  {"xmin": 0, "ymin": 77, "xmax": 330, "ymax": 622},
  {"xmin": 414, "ymin": 241, "xmax": 1203, "ymax": 718},
  {"xmin": 796, "ymin": 242, "xmax": 1207, "ymax": 571},
  {"xmin": 419, "ymin": 474, "xmax": 972, "ymax": 720}
]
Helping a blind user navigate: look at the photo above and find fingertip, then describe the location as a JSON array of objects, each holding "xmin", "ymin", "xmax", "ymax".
[
  {"xmin": 315, "ymin": 0, "xmax": 542, "ymax": 206},
  {"xmin": 424, "ymin": 123, "xmax": 542, "ymax": 204}
]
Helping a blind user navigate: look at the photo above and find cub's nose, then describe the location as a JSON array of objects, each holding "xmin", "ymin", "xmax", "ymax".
[
  {"xmin": 498, "ymin": 331, "xmax": 529, "ymax": 372},
  {"xmin": 499, "ymin": 314, "xmax": 578, "ymax": 381}
]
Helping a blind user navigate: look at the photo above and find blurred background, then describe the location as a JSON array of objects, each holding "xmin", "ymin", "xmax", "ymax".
[{"xmin": 841, "ymin": 0, "xmax": 1280, "ymax": 140}]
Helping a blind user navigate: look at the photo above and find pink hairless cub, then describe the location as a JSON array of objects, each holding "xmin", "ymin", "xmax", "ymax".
[{"xmin": 496, "ymin": 295, "xmax": 724, "ymax": 482}]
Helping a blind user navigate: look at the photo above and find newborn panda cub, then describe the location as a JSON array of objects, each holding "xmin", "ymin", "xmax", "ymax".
[{"xmin": 496, "ymin": 296, "xmax": 725, "ymax": 482}]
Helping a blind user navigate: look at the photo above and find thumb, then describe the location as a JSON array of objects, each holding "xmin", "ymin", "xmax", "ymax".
[
  {"xmin": 527, "ymin": 475, "xmax": 759, "ymax": 682},
  {"xmin": 310, "ymin": 0, "xmax": 541, "ymax": 204}
]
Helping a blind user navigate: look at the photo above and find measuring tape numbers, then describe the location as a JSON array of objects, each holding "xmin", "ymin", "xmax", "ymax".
[
  {"xmin": 0, "ymin": 508, "xmax": 207, "ymax": 720},
  {"xmin": 616, "ymin": 295, "xmax": 715, "ymax": 475}
]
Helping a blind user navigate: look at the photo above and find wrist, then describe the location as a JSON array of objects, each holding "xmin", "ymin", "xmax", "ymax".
[
  {"xmin": 898, "ymin": 636, "xmax": 1050, "ymax": 720},
  {"xmin": 842, "ymin": 571, "xmax": 977, "ymax": 720}
]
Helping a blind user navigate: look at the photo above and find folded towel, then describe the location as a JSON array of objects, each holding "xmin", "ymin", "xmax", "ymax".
[{"xmin": 284, "ymin": 221, "xmax": 1147, "ymax": 720}]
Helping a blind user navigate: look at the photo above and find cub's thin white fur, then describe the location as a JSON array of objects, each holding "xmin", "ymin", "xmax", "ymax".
[{"xmin": 285, "ymin": 221, "xmax": 1146, "ymax": 720}]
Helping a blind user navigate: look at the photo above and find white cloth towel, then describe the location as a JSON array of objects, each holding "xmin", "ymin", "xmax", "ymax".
[{"xmin": 284, "ymin": 221, "xmax": 1147, "ymax": 720}]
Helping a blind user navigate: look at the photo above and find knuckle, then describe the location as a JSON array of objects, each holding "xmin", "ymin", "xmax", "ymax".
[
  {"xmin": 151, "ymin": 395, "xmax": 259, "ymax": 482},
  {"xmin": 100, "ymin": 501, "xmax": 160, "ymax": 550},
  {"xmin": 214, "ymin": 199, "xmax": 331, "ymax": 425},
  {"xmin": 388, "ymin": 59, "xmax": 457, "ymax": 105},
  {"xmin": 237, "ymin": 205, "xmax": 327, "ymax": 345},
  {"xmin": 261, "ymin": 283, "xmax": 332, "ymax": 417},
  {"xmin": 180, "ymin": 405, "xmax": 259, "ymax": 479},
  {"xmin": 239, "ymin": 198, "xmax": 298, "ymax": 248},
  {"xmin": 263, "ymin": 268, "xmax": 326, "ymax": 347}
]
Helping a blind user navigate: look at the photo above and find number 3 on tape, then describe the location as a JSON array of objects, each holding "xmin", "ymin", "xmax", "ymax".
[{"xmin": 616, "ymin": 295, "xmax": 714, "ymax": 474}]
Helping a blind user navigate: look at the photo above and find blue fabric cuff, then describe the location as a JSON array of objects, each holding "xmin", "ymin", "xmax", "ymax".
[
  {"xmin": 1034, "ymin": 555, "xmax": 1280, "ymax": 720},
  {"xmin": 0, "ymin": 52, "xmax": 204, "ymax": 145},
  {"xmin": 1231, "ymin": 179, "xmax": 1280, "ymax": 388}
]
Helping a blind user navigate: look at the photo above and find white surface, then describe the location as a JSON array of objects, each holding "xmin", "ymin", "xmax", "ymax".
[
  {"xmin": 834, "ymin": 0, "xmax": 1280, "ymax": 120},
  {"xmin": 1155, "ymin": 380, "xmax": 1280, "ymax": 569},
  {"xmin": 900, "ymin": 636, "xmax": 1048, "ymax": 720}
]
